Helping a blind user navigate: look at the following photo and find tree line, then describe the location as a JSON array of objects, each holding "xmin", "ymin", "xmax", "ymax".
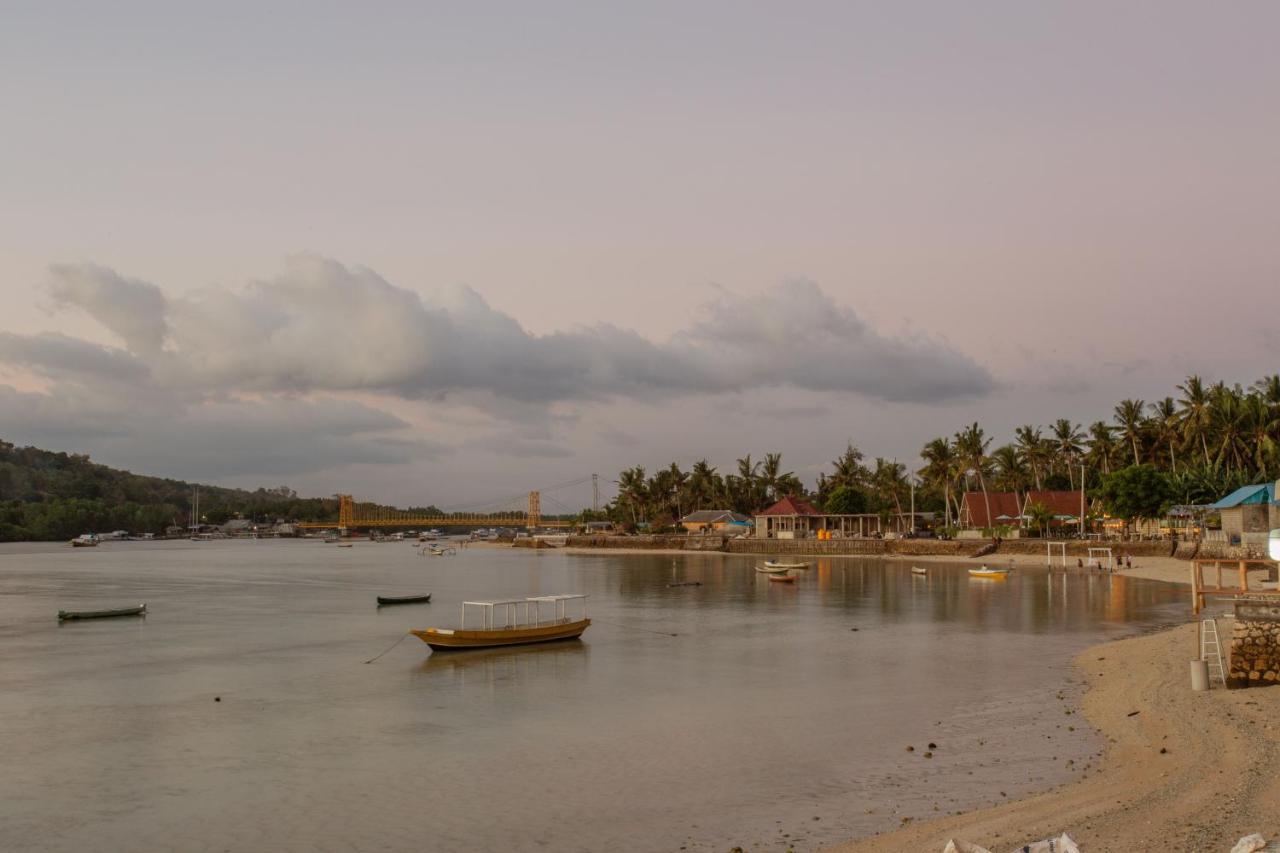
[{"xmin": 601, "ymin": 374, "xmax": 1280, "ymax": 531}]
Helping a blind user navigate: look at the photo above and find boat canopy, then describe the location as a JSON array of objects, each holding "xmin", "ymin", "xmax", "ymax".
[{"xmin": 459, "ymin": 595, "xmax": 588, "ymax": 630}]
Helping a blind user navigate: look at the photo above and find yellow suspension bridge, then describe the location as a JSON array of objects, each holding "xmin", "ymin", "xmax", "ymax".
[{"xmin": 295, "ymin": 476, "xmax": 598, "ymax": 531}]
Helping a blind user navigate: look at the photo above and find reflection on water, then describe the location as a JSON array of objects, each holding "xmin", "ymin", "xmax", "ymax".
[{"xmin": 0, "ymin": 541, "xmax": 1185, "ymax": 852}]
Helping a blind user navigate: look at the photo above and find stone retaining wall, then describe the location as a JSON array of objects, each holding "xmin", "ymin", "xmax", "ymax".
[
  {"xmin": 1228, "ymin": 602, "xmax": 1280, "ymax": 688},
  {"xmin": 725, "ymin": 539, "xmax": 885, "ymax": 556}
]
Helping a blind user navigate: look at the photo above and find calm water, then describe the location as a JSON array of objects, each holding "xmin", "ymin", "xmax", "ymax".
[{"xmin": 0, "ymin": 540, "xmax": 1185, "ymax": 852}]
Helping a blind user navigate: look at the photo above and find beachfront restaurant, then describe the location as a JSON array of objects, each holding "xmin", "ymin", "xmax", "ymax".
[
  {"xmin": 959, "ymin": 490, "xmax": 1086, "ymax": 534},
  {"xmin": 752, "ymin": 495, "xmax": 918, "ymax": 539}
]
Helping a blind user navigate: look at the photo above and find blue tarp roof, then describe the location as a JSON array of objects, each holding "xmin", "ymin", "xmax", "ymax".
[{"xmin": 1211, "ymin": 483, "xmax": 1275, "ymax": 509}]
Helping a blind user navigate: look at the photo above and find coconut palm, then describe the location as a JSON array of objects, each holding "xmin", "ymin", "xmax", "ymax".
[
  {"xmin": 1085, "ymin": 421, "xmax": 1118, "ymax": 475},
  {"xmin": 954, "ymin": 423, "xmax": 992, "ymax": 531},
  {"xmin": 1050, "ymin": 419, "xmax": 1084, "ymax": 488},
  {"xmin": 1177, "ymin": 375, "xmax": 1213, "ymax": 466},
  {"xmin": 1149, "ymin": 397, "xmax": 1181, "ymax": 472},
  {"xmin": 991, "ymin": 444, "xmax": 1030, "ymax": 525},
  {"xmin": 1014, "ymin": 425, "xmax": 1050, "ymax": 490},
  {"xmin": 759, "ymin": 452, "xmax": 794, "ymax": 503},
  {"xmin": 1113, "ymin": 399, "xmax": 1147, "ymax": 467},
  {"xmin": 919, "ymin": 437, "xmax": 959, "ymax": 526}
]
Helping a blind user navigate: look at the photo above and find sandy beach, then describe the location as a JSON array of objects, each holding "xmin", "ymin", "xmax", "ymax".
[
  {"xmin": 562, "ymin": 543, "xmax": 1280, "ymax": 849},
  {"xmin": 826, "ymin": 618, "xmax": 1280, "ymax": 852}
]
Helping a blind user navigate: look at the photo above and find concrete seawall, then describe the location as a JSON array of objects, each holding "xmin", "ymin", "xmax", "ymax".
[{"xmin": 564, "ymin": 535, "xmax": 1261, "ymax": 561}]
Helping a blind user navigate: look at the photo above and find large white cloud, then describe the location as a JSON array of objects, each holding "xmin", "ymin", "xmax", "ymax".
[{"xmin": 39, "ymin": 256, "xmax": 993, "ymax": 403}]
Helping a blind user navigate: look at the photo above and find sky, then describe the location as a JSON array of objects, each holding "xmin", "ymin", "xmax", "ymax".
[{"xmin": 1, "ymin": 2, "xmax": 1278, "ymax": 512}]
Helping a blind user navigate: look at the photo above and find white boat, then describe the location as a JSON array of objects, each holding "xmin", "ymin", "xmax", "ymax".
[
  {"xmin": 911, "ymin": 566, "xmax": 928, "ymax": 576},
  {"xmin": 763, "ymin": 560, "xmax": 809, "ymax": 570},
  {"xmin": 756, "ymin": 564, "xmax": 790, "ymax": 574},
  {"xmin": 70, "ymin": 534, "xmax": 99, "ymax": 547}
]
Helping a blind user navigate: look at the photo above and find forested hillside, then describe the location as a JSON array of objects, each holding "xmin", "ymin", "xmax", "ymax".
[{"xmin": 0, "ymin": 440, "xmax": 338, "ymax": 541}]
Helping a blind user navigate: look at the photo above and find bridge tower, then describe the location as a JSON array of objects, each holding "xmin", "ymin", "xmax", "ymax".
[
  {"xmin": 527, "ymin": 491, "xmax": 540, "ymax": 529},
  {"xmin": 338, "ymin": 494, "xmax": 355, "ymax": 531}
]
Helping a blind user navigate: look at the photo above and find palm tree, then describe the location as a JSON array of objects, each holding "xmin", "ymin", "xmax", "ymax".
[
  {"xmin": 1177, "ymin": 375, "xmax": 1213, "ymax": 466},
  {"xmin": 1113, "ymin": 399, "xmax": 1147, "ymax": 467},
  {"xmin": 1241, "ymin": 393, "xmax": 1278, "ymax": 476},
  {"xmin": 1208, "ymin": 385, "xmax": 1248, "ymax": 472},
  {"xmin": 1014, "ymin": 425, "xmax": 1049, "ymax": 490},
  {"xmin": 1050, "ymin": 419, "xmax": 1084, "ymax": 488},
  {"xmin": 991, "ymin": 444, "xmax": 1029, "ymax": 526},
  {"xmin": 870, "ymin": 458, "xmax": 908, "ymax": 527},
  {"xmin": 1148, "ymin": 397, "xmax": 1181, "ymax": 472},
  {"xmin": 616, "ymin": 467, "xmax": 647, "ymax": 524},
  {"xmin": 954, "ymin": 423, "xmax": 992, "ymax": 530},
  {"xmin": 918, "ymin": 437, "xmax": 958, "ymax": 527},
  {"xmin": 759, "ymin": 452, "xmax": 794, "ymax": 503},
  {"xmin": 1086, "ymin": 421, "xmax": 1117, "ymax": 475}
]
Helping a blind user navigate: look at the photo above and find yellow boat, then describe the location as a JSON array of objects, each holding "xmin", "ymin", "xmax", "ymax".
[
  {"xmin": 968, "ymin": 566, "xmax": 1011, "ymax": 579},
  {"xmin": 412, "ymin": 594, "xmax": 590, "ymax": 651}
]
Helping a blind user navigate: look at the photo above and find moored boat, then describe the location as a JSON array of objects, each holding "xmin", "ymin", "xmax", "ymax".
[
  {"xmin": 756, "ymin": 564, "xmax": 790, "ymax": 574},
  {"xmin": 377, "ymin": 593, "xmax": 432, "ymax": 606},
  {"xmin": 70, "ymin": 534, "xmax": 99, "ymax": 547},
  {"xmin": 412, "ymin": 594, "xmax": 589, "ymax": 651},
  {"xmin": 911, "ymin": 566, "xmax": 928, "ymax": 576},
  {"xmin": 58, "ymin": 603, "xmax": 146, "ymax": 621},
  {"xmin": 767, "ymin": 573, "xmax": 797, "ymax": 583},
  {"xmin": 968, "ymin": 566, "xmax": 1011, "ymax": 579},
  {"xmin": 763, "ymin": 560, "xmax": 809, "ymax": 570}
]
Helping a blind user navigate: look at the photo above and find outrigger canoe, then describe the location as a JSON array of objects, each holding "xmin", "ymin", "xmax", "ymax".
[
  {"xmin": 377, "ymin": 594, "xmax": 432, "ymax": 606},
  {"xmin": 763, "ymin": 560, "xmax": 809, "ymax": 570},
  {"xmin": 968, "ymin": 567, "xmax": 1012, "ymax": 579},
  {"xmin": 413, "ymin": 594, "xmax": 589, "ymax": 651},
  {"xmin": 58, "ymin": 603, "xmax": 146, "ymax": 621}
]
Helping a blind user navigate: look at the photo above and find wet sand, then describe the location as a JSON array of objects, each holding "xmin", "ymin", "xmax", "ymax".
[{"xmin": 827, "ymin": 619, "xmax": 1280, "ymax": 852}]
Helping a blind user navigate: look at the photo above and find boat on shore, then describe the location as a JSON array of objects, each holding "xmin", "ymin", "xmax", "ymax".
[
  {"xmin": 377, "ymin": 593, "xmax": 432, "ymax": 606},
  {"xmin": 969, "ymin": 566, "xmax": 1012, "ymax": 579},
  {"xmin": 763, "ymin": 560, "xmax": 809, "ymax": 570},
  {"xmin": 58, "ymin": 603, "xmax": 146, "ymax": 621},
  {"xmin": 70, "ymin": 534, "xmax": 99, "ymax": 547},
  {"xmin": 767, "ymin": 573, "xmax": 797, "ymax": 583},
  {"xmin": 423, "ymin": 544, "xmax": 457, "ymax": 556},
  {"xmin": 412, "ymin": 594, "xmax": 589, "ymax": 651}
]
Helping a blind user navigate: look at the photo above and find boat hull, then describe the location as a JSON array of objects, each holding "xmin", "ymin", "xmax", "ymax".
[
  {"xmin": 377, "ymin": 594, "xmax": 432, "ymax": 606},
  {"xmin": 58, "ymin": 604, "xmax": 146, "ymax": 621},
  {"xmin": 763, "ymin": 561, "xmax": 808, "ymax": 570},
  {"xmin": 767, "ymin": 574, "xmax": 796, "ymax": 583},
  {"xmin": 968, "ymin": 570, "xmax": 1011, "ymax": 579},
  {"xmin": 412, "ymin": 618, "xmax": 590, "ymax": 651}
]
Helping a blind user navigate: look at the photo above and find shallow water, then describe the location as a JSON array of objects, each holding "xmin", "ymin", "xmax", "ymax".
[{"xmin": 0, "ymin": 540, "xmax": 1185, "ymax": 852}]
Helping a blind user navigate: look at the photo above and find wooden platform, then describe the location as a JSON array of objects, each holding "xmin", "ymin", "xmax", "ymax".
[{"xmin": 1191, "ymin": 559, "xmax": 1279, "ymax": 615}]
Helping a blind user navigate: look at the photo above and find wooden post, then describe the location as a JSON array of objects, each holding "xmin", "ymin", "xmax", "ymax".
[
  {"xmin": 1240, "ymin": 560, "xmax": 1248, "ymax": 593},
  {"xmin": 1216, "ymin": 561, "xmax": 1223, "ymax": 591},
  {"xmin": 1191, "ymin": 560, "xmax": 1200, "ymax": 615}
]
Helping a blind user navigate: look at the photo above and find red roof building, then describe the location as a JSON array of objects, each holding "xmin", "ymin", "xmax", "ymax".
[
  {"xmin": 757, "ymin": 496, "xmax": 823, "ymax": 517},
  {"xmin": 960, "ymin": 490, "xmax": 1085, "ymax": 529}
]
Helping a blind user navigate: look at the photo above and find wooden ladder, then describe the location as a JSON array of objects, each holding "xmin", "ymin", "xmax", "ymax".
[{"xmin": 1200, "ymin": 618, "xmax": 1226, "ymax": 686}]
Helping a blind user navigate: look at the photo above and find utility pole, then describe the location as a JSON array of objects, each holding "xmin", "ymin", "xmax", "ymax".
[
  {"xmin": 1080, "ymin": 462, "xmax": 1086, "ymax": 538},
  {"xmin": 592, "ymin": 474, "xmax": 599, "ymax": 513},
  {"xmin": 909, "ymin": 476, "xmax": 916, "ymax": 537}
]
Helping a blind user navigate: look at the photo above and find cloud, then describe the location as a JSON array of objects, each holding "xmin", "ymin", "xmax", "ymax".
[
  {"xmin": 0, "ymin": 257, "xmax": 996, "ymax": 488},
  {"xmin": 39, "ymin": 257, "xmax": 993, "ymax": 405},
  {"xmin": 0, "ymin": 384, "xmax": 437, "ymax": 478},
  {"xmin": 46, "ymin": 263, "xmax": 168, "ymax": 356}
]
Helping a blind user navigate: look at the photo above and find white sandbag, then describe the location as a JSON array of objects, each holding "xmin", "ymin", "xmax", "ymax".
[
  {"xmin": 942, "ymin": 841, "xmax": 993, "ymax": 853},
  {"xmin": 1230, "ymin": 834, "xmax": 1266, "ymax": 853},
  {"xmin": 1009, "ymin": 834, "xmax": 1080, "ymax": 853}
]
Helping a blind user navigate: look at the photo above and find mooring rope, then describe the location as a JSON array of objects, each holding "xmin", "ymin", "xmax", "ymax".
[{"xmin": 364, "ymin": 631, "xmax": 413, "ymax": 663}]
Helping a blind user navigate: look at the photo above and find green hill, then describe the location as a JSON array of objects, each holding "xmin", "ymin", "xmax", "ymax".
[{"xmin": 0, "ymin": 439, "xmax": 339, "ymax": 541}]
